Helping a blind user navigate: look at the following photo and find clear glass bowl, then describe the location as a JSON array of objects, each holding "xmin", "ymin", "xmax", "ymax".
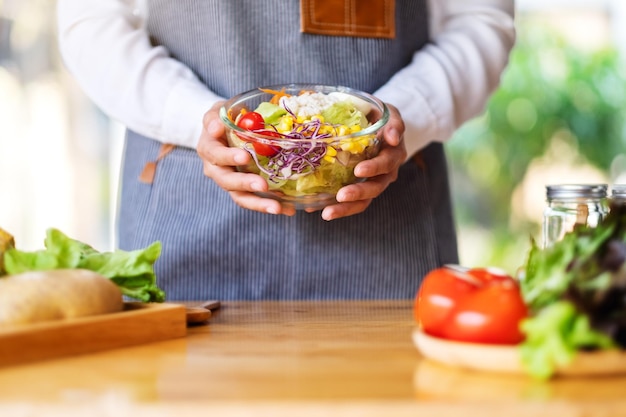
[{"xmin": 219, "ymin": 84, "xmax": 389, "ymax": 210}]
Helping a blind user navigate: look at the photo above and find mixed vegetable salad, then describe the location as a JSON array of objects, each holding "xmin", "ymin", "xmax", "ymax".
[
  {"xmin": 415, "ymin": 201, "xmax": 626, "ymax": 379},
  {"xmin": 226, "ymin": 88, "xmax": 382, "ymax": 198}
]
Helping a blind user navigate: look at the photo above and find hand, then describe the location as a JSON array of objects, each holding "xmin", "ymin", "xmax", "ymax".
[
  {"xmin": 319, "ymin": 103, "xmax": 407, "ymax": 221},
  {"xmin": 196, "ymin": 102, "xmax": 296, "ymax": 216}
]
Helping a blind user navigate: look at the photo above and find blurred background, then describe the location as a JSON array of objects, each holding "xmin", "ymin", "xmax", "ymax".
[{"xmin": 1, "ymin": 0, "xmax": 625, "ymax": 275}]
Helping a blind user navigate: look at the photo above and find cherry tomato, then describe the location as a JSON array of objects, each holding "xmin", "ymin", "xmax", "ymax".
[
  {"xmin": 414, "ymin": 265, "xmax": 528, "ymax": 345},
  {"xmin": 235, "ymin": 112, "xmax": 280, "ymax": 157},
  {"xmin": 236, "ymin": 111, "xmax": 265, "ymax": 131},
  {"xmin": 249, "ymin": 130, "xmax": 281, "ymax": 157}
]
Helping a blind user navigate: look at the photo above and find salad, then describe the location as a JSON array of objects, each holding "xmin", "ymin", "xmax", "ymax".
[{"xmin": 224, "ymin": 87, "xmax": 384, "ymax": 199}]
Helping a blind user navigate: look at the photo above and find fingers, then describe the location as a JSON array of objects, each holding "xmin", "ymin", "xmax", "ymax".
[
  {"xmin": 230, "ymin": 191, "xmax": 297, "ymax": 216},
  {"xmin": 321, "ymin": 198, "xmax": 373, "ymax": 221},
  {"xmin": 196, "ymin": 106, "xmax": 295, "ymax": 216},
  {"xmin": 383, "ymin": 104, "xmax": 406, "ymax": 147},
  {"xmin": 319, "ymin": 170, "xmax": 397, "ymax": 220},
  {"xmin": 197, "ymin": 115, "xmax": 249, "ymax": 167},
  {"xmin": 336, "ymin": 173, "xmax": 394, "ymax": 202},
  {"xmin": 196, "ymin": 101, "xmax": 407, "ymax": 219},
  {"xmin": 354, "ymin": 143, "xmax": 406, "ymax": 179},
  {"xmin": 318, "ymin": 103, "xmax": 408, "ymax": 221},
  {"xmin": 201, "ymin": 161, "xmax": 264, "ymax": 192}
]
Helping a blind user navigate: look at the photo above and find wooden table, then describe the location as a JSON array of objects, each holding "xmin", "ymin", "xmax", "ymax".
[{"xmin": 0, "ymin": 301, "xmax": 625, "ymax": 416}]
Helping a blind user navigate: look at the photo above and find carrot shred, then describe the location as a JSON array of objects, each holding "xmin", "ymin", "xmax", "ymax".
[
  {"xmin": 259, "ymin": 88, "xmax": 291, "ymax": 105},
  {"xmin": 228, "ymin": 107, "xmax": 248, "ymax": 122}
]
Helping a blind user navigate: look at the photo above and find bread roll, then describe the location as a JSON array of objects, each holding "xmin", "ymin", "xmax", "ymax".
[{"xmin": 0, "ymin": 269, "xmax": 124, "ymax": 325}]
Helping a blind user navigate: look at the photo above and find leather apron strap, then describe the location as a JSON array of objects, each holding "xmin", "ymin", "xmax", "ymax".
[{"xmin": 138, "ymin": 143, "xmax": 176, "ymax": 184}]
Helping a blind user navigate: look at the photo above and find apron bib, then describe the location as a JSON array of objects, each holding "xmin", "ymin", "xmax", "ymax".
[{"xmin": 117, "ymin": 0, "xmax": 458, "ymax": 300}]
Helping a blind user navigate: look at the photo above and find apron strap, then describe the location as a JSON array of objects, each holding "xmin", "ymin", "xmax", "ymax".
[{"xmin": 138, "ymin": 143, "xmax": 176, "ymax": 184}]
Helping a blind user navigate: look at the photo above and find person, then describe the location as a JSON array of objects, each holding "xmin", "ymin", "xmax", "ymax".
[{"xmin": 56, "ymin": 0, "xmax": 516, "ymax": 300}]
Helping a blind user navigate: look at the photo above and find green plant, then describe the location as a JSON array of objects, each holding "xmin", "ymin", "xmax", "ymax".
[{"xmin": 447, "ymin": 24, "xmax": 626, "ymax": 271}]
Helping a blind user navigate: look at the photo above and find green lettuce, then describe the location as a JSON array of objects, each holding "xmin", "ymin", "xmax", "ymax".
[
  {"xmin": 254, "ymin": 102, "xmax": 287, "ymax": 125},
  {"xmin": 520, "ymin": 301, "xmax": 615, "ymax": 379},
  {"xmin": 321, "ymin": 102, "xmax": 366, "ymax": 127},
  {"xmin": 520, "ymin": 202, "xmax": 626, "ymax": 378},
  {"xmin": 3, "ymin": 228, "xmax": 165, "ymax": 302}
]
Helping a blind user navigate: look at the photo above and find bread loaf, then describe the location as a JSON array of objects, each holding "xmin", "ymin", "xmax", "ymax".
[{"xmin": 0, "ymin": 269, "xmax": 124, "ymax": 325}]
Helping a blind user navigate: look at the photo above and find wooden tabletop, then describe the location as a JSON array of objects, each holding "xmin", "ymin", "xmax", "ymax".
[{"xmin": 0, "ymin": 300, "xmax": 625, "ymax": 416}]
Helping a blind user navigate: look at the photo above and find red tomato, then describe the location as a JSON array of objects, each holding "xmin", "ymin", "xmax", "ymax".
[
  {"xmin": 236, "ymin": 111, "xmax": 265, "ymax": 131},
  {"xmin": 414, "ymin": 267, "xmax": 477, "ymax": 339},
  {"xmin": 250, "ymin": 130, "xmax": 281, "ymax": 157},
  {"xmin": 466, "ymin": 267, "xmax": 512, "ymax": 283},
  {"xmin": 414, "ymin": 265, "xmax": 528, "ymax": 345},
  {"xmin": 235, "ymin": 112, "xmax": 280, "ymax": 157}
]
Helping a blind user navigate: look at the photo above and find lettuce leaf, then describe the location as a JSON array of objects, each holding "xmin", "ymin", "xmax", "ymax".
[
  {"xmin": 520, "ymin": 301, "xmax": 615, "ymax": 379},
  {"xmin": 520, "ymin": 201, "xmax": 626, "ymax": 378},
  {"xmin": 3, "ymin": 228, "xmax": 165, "ymax": 302},
  {"xmin": 321, "ymin": 102, "xmax": 366, "ymax": 127},
  {"xmin": 521, "ymin": 224, "xmax": 612, "ymax": 311}
]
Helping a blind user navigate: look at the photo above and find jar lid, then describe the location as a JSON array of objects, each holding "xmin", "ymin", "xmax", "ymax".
[
  {"xmin": 546, "ymin": 184, "xmax": 608, "ymax": 200},
  {"xmin": 612, "ymin": 184, "xmax": 626, "ymax": 198}
]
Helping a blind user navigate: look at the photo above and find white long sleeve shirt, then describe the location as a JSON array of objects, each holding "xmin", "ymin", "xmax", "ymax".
[{"xmin": 57, "ymin": 0, "xmax": 515, "ymax": 159}]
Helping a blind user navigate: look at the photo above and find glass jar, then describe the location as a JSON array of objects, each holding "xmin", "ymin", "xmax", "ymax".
[
  {"xmin": 611, "ymin": 184, "xmax": 626, "ymax": 205},
  {"xmin": 542, "ymin": 184, "xmax": 608, "ymax": 248}
]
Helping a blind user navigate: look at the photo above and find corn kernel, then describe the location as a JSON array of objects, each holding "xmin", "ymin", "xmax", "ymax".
[
  {"xmin": 339, "ymin": 138, "xmax": 369, "ymax": 154},
  {"xmin": 325, "ymin": 146, "xmax": 337, "ymax": 157},
  {"xmin": 319, "ymin": 125, "xmax": 333, "ymax": 135},
  {"xmin": 277, "ymin": 116, "xmax": 294, "ymax": 133},
  {"xmin": 323, "ymin": 155, "xmax": 335, "ymax": 163},
  {"xmin": 340, "ymin": 141, "xmax": 355, "ymax": 152},
  {"xmin": 350, "ymin": 125, "xmax": 362, "ymax": 133},
  {"xmin": 337, "ymin": 126, "xmax": 350, "ymax": 136},
  {"xmin": 311, "ymin": 114, "xmax": 324, "ymax": 123}
]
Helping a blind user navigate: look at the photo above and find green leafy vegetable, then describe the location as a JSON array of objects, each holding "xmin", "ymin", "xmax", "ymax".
[
  {"xmin": 520, "ymin": 202, "xmax": 626, "ymax": 378},
  {"xmin": 321, "ymin": 102, "xmax": 366, "ymax": 127},
  {"xmin": 2, "ymin": 228, "xmax": 165, "ymax": 302},
  {"xmin": 521, "ymin": 224, "xmax": 613, "ymax": 311},
  {"xmin": 254, "ymin": 102, "xmax": 287, "ymax": 125},
  {"xmin": 520, "ymin": 301, "xmax": 614, "ymax": 379}
]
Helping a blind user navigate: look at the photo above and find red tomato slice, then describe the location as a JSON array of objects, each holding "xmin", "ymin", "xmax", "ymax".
[{"xmin": 414, "ymin": 265, "xmax": 528, "ymax": 345}]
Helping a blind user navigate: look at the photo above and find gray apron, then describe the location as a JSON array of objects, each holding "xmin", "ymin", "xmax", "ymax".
[{"xmin": 118, "ymin": 0, "xmax": 458, "ymax": 300}]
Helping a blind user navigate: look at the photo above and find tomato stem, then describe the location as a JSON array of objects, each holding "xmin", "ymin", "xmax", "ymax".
[{"xmin": 443, "ymin": 264, "xmax": 485, "ymax": 287}]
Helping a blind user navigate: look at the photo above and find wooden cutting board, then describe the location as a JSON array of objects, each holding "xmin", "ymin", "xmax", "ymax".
[{"xmin": 0, "ymin": 302, "xmax": 187, "ymax": 367}]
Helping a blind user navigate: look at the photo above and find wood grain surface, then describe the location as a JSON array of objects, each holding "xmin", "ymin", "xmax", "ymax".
[
  {"xmin": 0, "ymin": 300, "xmax": 624, "ymax": 417},
  {"xmin": 0, "ymin": 302, "xmax": 187, "ymax": 367}
]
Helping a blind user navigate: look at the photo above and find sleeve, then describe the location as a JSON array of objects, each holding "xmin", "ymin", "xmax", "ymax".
[
  {"xmin": 374, "ymin": 0, "xmax": 516, "ymax": 159},
  {"xmin": 56, "ymin": 0, "xmax": 223, "ymax": 149}
]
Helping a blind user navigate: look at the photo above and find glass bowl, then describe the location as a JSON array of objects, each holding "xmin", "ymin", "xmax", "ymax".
[{"xmin": 219, "ymin": 84, "xmax": 389, "ymax": 210}]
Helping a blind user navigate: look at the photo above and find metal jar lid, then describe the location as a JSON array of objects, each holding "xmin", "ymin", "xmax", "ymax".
[
  {"xmin": 546, "ymin": 184, "xmax": 608, "ymax": 200},
  {"xmin": 611, "ymin": 184, "xmax": 626, "ymax": 198}
]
